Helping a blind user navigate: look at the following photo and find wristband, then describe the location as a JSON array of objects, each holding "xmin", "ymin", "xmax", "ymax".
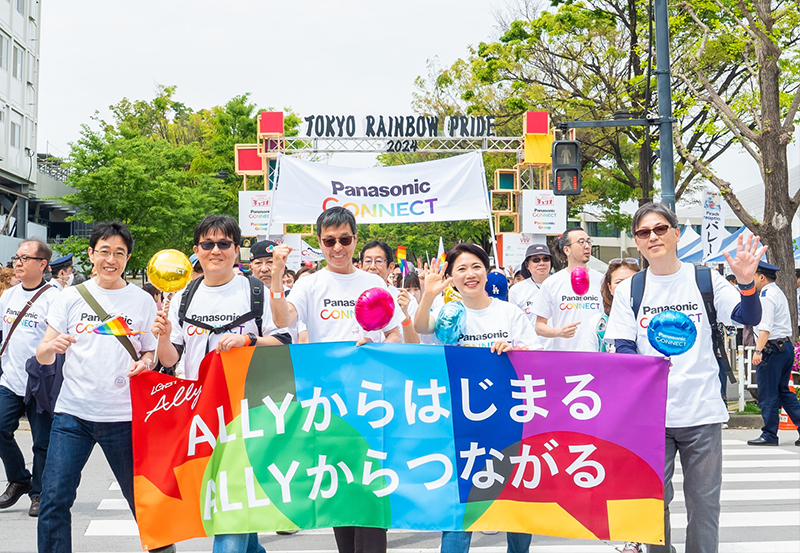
[
  {"xmin": 737, "ymin": 280, "xmax": 755, "ymax": 291},
  {"xmin": 270, "ymin": 290, "xmax": 285, "ymax": 299},
  {"xmin": 402, "ymin": 317, "xmax": 412, "ymax": 327},
  {"xmin": 738, "ymin": 284, "xmax": 756, "ymax": 296}
]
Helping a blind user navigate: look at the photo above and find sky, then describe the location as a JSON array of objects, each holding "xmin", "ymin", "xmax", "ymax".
[{"xmin": 37, "ymin": 0, "xmax": 799, "ymax": 204}]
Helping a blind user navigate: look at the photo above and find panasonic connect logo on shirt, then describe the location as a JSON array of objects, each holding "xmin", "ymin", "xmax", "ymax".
[
  {"xmin": 639, "ymin": 302, "xmax": 703, "ymax": 328},
  {"xmin": 559, "ymin": 294, "xmax": 601, "ymax": 310},
  {"xmin": 320, "ymin": 298, "xmax": 356, "ymax": 321}
]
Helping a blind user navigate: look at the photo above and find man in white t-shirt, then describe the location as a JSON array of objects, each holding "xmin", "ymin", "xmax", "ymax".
[
  {"xmin": 605, "ymin": 203, "xmax": 764, "ymax": 553},
  {"xmin": 359, "ymin": 240, "xmax": 420, "ymax": 343},
  {"xmin": 34, "ymin": 222, "xmax": 171, "ymax": 553},
  {"xmin": 0, "ymin": 239, "xmax": 60, "ymax": 517},
  {"xmin": 271, "ymin": 207, "xmax": 401, "ymax": 553},
  {"xmin": 530, "ymin": 228, "xmax": 604, "ymax": 351},
  {"xmin": 153, "ymin": 215, "xmax": 286, "ymax": 553},
  {"xmin": 508, "ymin": 243, "xmax": 552, "ymax": 347}
]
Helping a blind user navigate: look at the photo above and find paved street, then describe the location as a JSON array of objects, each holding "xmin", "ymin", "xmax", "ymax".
[{"xmin": 1, "ymin": 428, "xmax": 798, "ymax": 553}]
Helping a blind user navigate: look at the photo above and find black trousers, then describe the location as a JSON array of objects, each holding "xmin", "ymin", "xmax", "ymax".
[{"xmin": 333, "ymin": 527, "xmax": 387, "ymax": 553}]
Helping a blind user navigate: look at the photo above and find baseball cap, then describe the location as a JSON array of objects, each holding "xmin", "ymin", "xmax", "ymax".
[
  {"xmin": 519, "ymin": 244, "xmax": 553, "ymax": 279},
  {"xmin": 250, "ymin": 240, "xmax": 277, "ymax": 260},
  {"xmin": 485, "ymin": 271, "xmax": 508, "ymax": 301}
]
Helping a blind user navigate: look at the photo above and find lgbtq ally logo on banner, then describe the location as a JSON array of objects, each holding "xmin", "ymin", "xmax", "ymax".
[{"xmin": 131, "ymin": 344, "xmax": 669, "ymax": 550}]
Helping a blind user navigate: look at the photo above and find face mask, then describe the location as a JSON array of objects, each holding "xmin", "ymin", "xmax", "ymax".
[{"xmin": 65, "ymin": 273, "xmax": 74, "ymax": 286}]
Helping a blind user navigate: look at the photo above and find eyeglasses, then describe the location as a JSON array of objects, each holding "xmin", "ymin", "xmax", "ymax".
[
  {"xmin": 362, "ymin": 258, "xmax": 387, "ymax": 266},
  {"xmin": 528, "ymin": 256, "xmax": 550, "ymax": 264},
  {"xmin": 11, "ymin": 255, "xmax": 45, "ymax": 264},
  {"xmin": 633, "ymin": 224, "xmax": 673, "ymax": 240},
  {"xmin": 610, "ymin": 258, "xmax": 639, "ymax": 265},
  {"xmin": 198, "ymin": 240, "xmax": 234, "ymax": 251},
  {"xmin": 92, "ymin": 250, "xmax": 128, "ymax": 260},
  {"xmin": 321, "ymin": 235, "xmax": 354, "ymax": 248},
  {"xmin": 570, "ymin": 238, "xmax": 593, "ymax": 248}
]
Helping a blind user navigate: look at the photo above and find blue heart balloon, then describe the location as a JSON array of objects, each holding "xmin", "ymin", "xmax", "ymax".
[
  {"xmin": 647, "ymin": 310, "xmax": 697, "ymax": 356},
  {"xmin": 435, "ymin": 301, "xmax": 467, "ymax": 345}
]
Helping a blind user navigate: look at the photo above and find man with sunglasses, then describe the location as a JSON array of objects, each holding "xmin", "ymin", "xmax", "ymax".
[
  {"xmin": 530, "ymin": 228, "xmax": 605, "ymax": 351},
  {"xmin": 359, "ymin": 240, "xmax": 420, "ymax": 343},
  {"xmin": 0, "ymin": 239, "xmax": 60, "ymax": 517},
  {"xmin": 271, "ymin": 207, "xmax": 402, "ymax": 553},
  {"xmin": 508, "ymin": 243, "xmax": 553, "ymax": 347},
  {"xmin": 605, "ymin": 203, "xmax": 765, "ymax": 553}
]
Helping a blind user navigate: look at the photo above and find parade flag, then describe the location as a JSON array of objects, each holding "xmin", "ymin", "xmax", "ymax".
[
  {"xmin": 92, "ymin": 316, "xmax": 146, "ymax": 336},
  {"xmin": 437, "ymin": 237, "xmax": 446, "ymax": 265},
  {"xmin": 397, "ymin": 246, "xmax": 408, "ymax": 276},
  {"xmin": 131, "ymin": 345, "xmax": 669, "ymax": 550}
]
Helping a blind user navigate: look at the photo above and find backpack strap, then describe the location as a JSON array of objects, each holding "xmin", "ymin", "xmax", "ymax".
[
  {"xmin": 695, "ymin": 265, "xmax": 736, "ymax": 384},
  {"xmin": 630, "ymin": 269, "xmax": 647, "ymax": 319},
  {"xmin": 178, "ymin": 277, "xmax": 204, "ymax": 328},
  {"xmin": 76, "ymin": 283, "xmax": 140, "ymax": 362}
]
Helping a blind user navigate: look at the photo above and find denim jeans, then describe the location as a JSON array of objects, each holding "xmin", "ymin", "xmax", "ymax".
[
  {"xmin": 0, "ymin": 385, "xmax": 52, "ymax": 497},
  {"xmin": 212, "ymin": 533, "xmax": 266, "ymax": 553},
  {"xmin": 441, "ymin": 531, "xmax": 532, "ymax": 553},
  {"xmin": 37, "ymin": 413, "xmax": 135, "ymax": 553}
]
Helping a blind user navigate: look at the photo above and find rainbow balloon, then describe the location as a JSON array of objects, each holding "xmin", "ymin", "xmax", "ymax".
[{"xmin": 93, "ymin": 315, "xmax": 147, "ymax": 336}]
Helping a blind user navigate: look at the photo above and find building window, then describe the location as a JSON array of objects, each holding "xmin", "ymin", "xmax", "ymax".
[
  {"xmin": 10, "ymin": 112, "xmax": 21, "ymax": 150},
  {"xmin": 12, "ymin": 44, "xmax": 22, "ymax": 80},
  {"xmin": 586, "ymin": 221, "xmax": 619, "ymax": 237},
  {"xmin": 15, "ymin": 0, "xmax": 23, "ymax": 15},
  {"xmin": 0, "ymin": 35, "xmax": 7, "ymax": 72}
]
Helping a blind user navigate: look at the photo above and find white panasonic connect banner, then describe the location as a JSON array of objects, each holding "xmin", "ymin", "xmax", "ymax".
[{"xmin": 271, "ymin": 152, "xmax": 491, "ymax": 224}]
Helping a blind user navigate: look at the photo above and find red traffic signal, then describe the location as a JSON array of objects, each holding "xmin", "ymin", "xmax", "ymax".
[{"xmin": 552, "ymin": 141, "xmax": 581, "ymax": 196}]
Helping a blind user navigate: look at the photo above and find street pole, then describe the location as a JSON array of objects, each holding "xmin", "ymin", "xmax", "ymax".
[{"xmin": 654, "ymin": 0, "xmax": 676, "ymax": 212}]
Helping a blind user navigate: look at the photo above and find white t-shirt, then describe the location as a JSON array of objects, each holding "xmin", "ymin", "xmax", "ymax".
[
  {"xmin": 755, "ymin": 282, "xmax": 792, "ymax": 339},
  {"xmin": 0, "ymin": 283, "xmax": 60, "ymax": 396},
  {"xmin": 529, "ymin": 267, "xmax": 604, "ymax": 351},
  {"xmin": 428, "ymin": 298, "xmax": 543, "ymax": 350},
  {"xmin": 45, "ymin": 279, "xmax": 158, "ymax": 422},
  {"xmin": 169, "ymin": 276, "xmax": 260, "ymax": 381},
  {"xmin": 605, "ymin": 263, "xmax": 739, "ymax": 427},
  {"xmin": 261, "ymin": 293, "xmax": 299, "ymax": 344},
  {"xmin": 287, "ymin": 268, "xmax": 403, "ymax": 343},
  {"xmin": 508, "ymin": 278, "xmax": 550, "ymax": 348}
]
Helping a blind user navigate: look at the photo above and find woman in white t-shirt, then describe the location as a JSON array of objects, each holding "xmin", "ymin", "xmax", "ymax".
[
  {"xmin": 578, "ymin": 258, "xmax": 640, "ymax": 353},
  {"xmin": 413, "ymin": 243, "xmax": 541, "ymax": 553}
]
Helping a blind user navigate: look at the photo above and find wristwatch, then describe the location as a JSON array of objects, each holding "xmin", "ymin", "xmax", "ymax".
[
  {"xmin": 247, "ymin": 332, "xmax": 258, "ymax": 347},
  {"xmin": 754, "ymin": 349, "xmax": 762, "ymax": 354}
]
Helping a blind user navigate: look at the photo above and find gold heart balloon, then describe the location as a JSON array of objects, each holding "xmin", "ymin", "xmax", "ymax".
[{"xmin": 147, "ymin": 249, "xmax": 193, "ymax": 293}]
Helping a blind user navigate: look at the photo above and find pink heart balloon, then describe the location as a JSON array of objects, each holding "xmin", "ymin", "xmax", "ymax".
[
  {"xmin": 571, "ymin": 265, "xmax": 590, "ymax": 296},
  {"xmin": 355, "ymin": 287, "xmax": 395, "ymax": 331}
]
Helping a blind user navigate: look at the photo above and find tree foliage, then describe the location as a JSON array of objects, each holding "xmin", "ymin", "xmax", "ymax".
[{"xmin": 62, "ymin": 86, "xmax": 301, "ymax": 269}]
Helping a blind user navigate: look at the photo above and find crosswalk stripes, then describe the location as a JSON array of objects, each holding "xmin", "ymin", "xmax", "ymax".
[{"xmin": 79, "ymin": 437, "xmax": 800, "ymax": 552}]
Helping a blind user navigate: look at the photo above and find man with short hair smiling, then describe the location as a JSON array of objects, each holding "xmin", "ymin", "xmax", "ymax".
[
  {"xmin": 530, "ymin": 227, "xmax": 604, "ymax": 350},
  {"xmin": 606, "ymin": 202, "xmax": 764, "ymax": 553},
  {"xmin": 0, "ymin": 239, "xmax": 59, "ymax": 517},
  {"xmin": 360, "ymin": 240, "xmax": 420, "ymax": 343},
  {"xmin": 35, "ymin": 221, "xmax": 163, "ymax": 553},
  {"xmin": 271, "ymin": 206, "xmax": 402, "ymax": 553}
]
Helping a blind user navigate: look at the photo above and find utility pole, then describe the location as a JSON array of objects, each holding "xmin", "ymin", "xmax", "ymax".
[{"xmin": 654, "ymin": 0, "xmax": 675, "ymax": 212}]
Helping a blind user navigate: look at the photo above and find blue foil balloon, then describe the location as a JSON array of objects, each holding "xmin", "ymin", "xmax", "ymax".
[
  {"xmin": 647, "ymin": 310, "xmax": 697, "ymax": 356},
  {"xmin": 435, "ymin": 301, "xmax": 467, "ymax": 345}
]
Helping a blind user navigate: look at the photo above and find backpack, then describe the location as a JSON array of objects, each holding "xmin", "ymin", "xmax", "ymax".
[
  {"xmin": 178, "ymin": 275, "xmax": 264, "ymax": 337},
  {"xmin": 630, "ymin": 265, "xmax": 736, "ymax": 384}
]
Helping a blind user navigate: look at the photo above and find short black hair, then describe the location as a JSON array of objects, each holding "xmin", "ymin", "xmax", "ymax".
[
  {"xmin": 403, "ymin": 272, "xmax": 420, "ymax": 288},
  {"xmin": 316, "ymin": 207, "xmax": 356, "ymax": 237},
  {"xmin": 20, "ymin": 238, "xmax": 52, "ymax": 262},
  {"xmin": 194, "ymin": 215, "xmax": 241, "ymax": 246},
  {"xmin": 631, "ymin": 202, "xmax": 678, "ymax": 233},
  {"xmin": 725, "ymin": 274, "xmax": 737, "ymax": 284},
  {"xmin": 558, "ymin": 227, "xmax": 588, "ymax": 255},
  {"xmin": 360, "ymin": 240, "xmax": 394, "ymax": 263},
  {"xmin": 444, "ymin": 244, "xmax": 490, "ymax": 277},
  {"xmin": 89, "ymin": 221, "xmax": 134, "ymax": 254}
]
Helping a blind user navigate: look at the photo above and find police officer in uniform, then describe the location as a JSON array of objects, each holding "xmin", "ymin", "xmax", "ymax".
[
  {"xmin": 47, "ymin": 254, "xmax": 73, "ymax": 291},
  {"xmin": 747, "ymin": 261, "xmax": 800, "ymax": 446}
]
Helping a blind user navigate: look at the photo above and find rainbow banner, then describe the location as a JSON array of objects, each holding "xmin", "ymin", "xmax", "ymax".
[
  {"xmin": 437, "ymin": 237, "xmax": 446, "ymax": 264},
  {"xmin": 92, "ymin": 315, "xmax": 147, "ymax": 336},
  {"xmin": 131, "ymin": 345, "xmax": 669, "ymax": 550}
]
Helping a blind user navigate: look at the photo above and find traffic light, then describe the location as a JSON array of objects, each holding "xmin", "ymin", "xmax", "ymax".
[{"xmin": 551, "ymin": 140, "xmax": 581, "ymax": 195}]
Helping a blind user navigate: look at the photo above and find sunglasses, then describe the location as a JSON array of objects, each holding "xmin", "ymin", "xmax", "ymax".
[
  {"xmin": 321, "ymin": 235, "xmax": 354, "ymax": 248},
  {"xmin": 633, "ymin": 224, "xmax": 673, "ymax": 240},
  {"xmin": 610, "ymin": 257, "xmax": 639, "ymax": 265},
  {"xmin": 198, "ymin": 240, "xmax": 234, "ymax": 251},
  {"xmin": 528, "ymin": 256, "xmax": 550, "ymax": 264}
]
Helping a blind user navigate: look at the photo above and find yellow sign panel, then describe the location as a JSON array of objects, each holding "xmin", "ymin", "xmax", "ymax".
[{"xmin": 524, "ymin": 134, "xmax": 555, "ymax": 165}]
